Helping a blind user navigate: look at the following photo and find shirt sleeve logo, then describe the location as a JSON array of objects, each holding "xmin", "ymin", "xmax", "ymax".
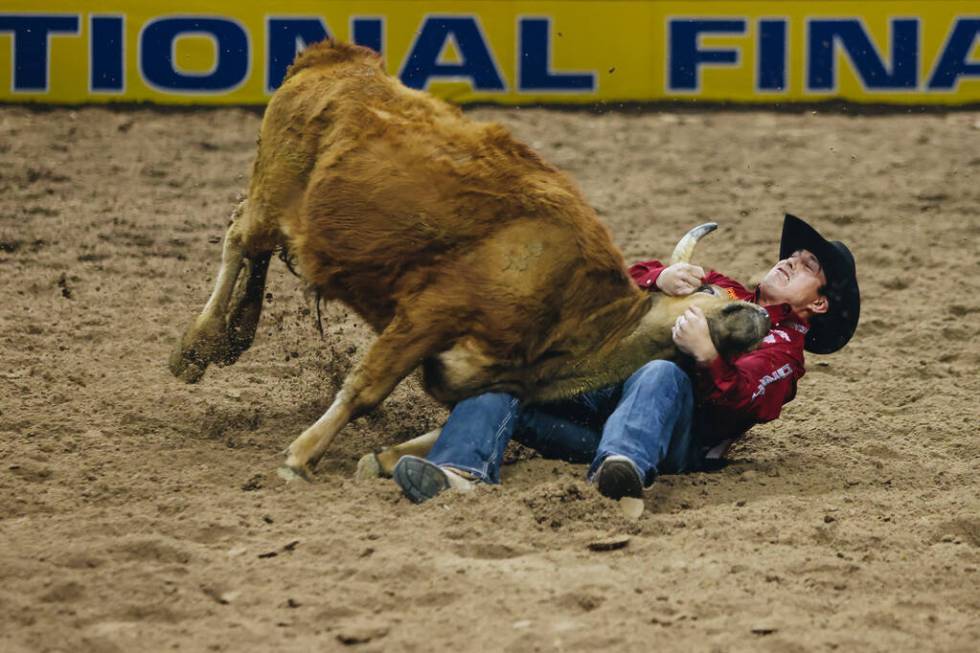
[{"xmin": 751, "ymin": 363, "xmax": 794, "ymax": 400}]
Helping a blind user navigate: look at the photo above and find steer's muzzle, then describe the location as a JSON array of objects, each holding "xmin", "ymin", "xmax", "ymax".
[{"xmin": 708, "ymin": 301, "xmax": 771, "ymax": 356}]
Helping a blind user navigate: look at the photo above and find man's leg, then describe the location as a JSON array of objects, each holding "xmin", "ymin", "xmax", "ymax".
[
  {"xmin": 589, "ymin": 361, "xmax": 697, "ymax": 498},
  {"xmin": 393, "ymin": 393, "xmax": 520, "ymax": 502},
  {"xmin": 393, "ymin": 389, "xmax": 613, "ymax": 502},
  {"xmin": 508, "ymin": 387, "xmax": 617, "ymax": 463}
]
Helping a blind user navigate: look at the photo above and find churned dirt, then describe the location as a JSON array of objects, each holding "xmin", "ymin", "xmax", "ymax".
[{"xmin": 0, "ymin": 104, "xmax": 978, "ymax": 652}]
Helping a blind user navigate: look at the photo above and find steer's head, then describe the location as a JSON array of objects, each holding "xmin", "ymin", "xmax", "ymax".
[
  {"xmin": 668, "ymin": 223, "xmax": 770, "ymax": 357},
  {"xmin": 684, "ymin": 289, "xmax": 771, "ymax": 357}
]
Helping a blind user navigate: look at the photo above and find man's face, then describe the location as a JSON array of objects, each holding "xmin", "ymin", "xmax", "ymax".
[{"xmin": 759, "ymin": 249, "xmax": 829, "ymax": 315}]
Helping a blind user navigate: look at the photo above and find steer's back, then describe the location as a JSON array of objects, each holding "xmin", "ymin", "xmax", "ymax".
[{"xmin": 251, "ymin": 40, "xmax": 639, "ymax": 347}]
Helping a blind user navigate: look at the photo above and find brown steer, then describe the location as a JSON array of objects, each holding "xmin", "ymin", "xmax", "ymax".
[{"xmin": 169, "ymin": 41, "xmax": 770, "ymax": 481}]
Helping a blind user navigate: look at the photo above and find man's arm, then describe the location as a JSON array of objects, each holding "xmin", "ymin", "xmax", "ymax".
[
  {"xmin": 629, "ymin": 260, "xmax": 667, "ymax": 289},
  {"xmin": 671, "ymin": 305, "xmax": 800, "ymax": 423},
  {"xmin": 696, "ymin": 349, "xmax": 801, "ymax": 423},
  {"xmin": 629, "ymin": 260, "xmax": 706, "ymax": 295}
]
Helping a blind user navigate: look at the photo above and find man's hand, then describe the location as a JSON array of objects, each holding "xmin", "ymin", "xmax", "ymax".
[
  {"xmin": 656, "ymin": 262, "xmax": 705, "ymax": 296},
  {"xmin": 672, "ymin": 306, "xmax": 719, "ymax": 365}
]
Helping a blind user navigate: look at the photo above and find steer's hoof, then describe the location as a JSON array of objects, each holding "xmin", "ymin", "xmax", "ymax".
[
  {"xmin": 168, "ymin": 343, "xmax": 209, "ymax": 384},
  {"xmin": 170, "ymin": 357, "xmax": 206, "ymax": 384},
  {"xmin": 168, "ymin": 320, "xmax": 234, "ymax": 383},
  {"xmin": 355, "ymin": 453, "xmax": 384, "ymax": 480},
  {"xmin": 277, "ymin": 464, "xmax": 312, "ymax": 484}
]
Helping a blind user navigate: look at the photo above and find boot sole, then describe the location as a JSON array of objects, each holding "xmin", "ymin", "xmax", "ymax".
[
  {"xmin": 393, "ymin": 456, "xmax": 451, "ymax": 504},
  {"xmin": 595, "ymin": 459, "xmax": 644, "ymax": 500}
]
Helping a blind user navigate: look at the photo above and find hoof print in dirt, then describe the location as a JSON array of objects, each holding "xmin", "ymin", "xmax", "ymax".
[
  {"xmin": 336, "ymin": 625, "xmax": 389, "ymax": 646},
  {"xmin": 587, "ymin": 535, "xmax": 631, "ymax": 552}
]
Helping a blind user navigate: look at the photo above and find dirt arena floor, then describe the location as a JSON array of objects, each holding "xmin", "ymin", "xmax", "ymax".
[{"xmin": 0, "ymin": 104, "xmax": 978, "ymax": 652}]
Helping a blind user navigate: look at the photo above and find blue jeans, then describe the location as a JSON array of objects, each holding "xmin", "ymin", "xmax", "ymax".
[{"xmin": 426, "ymin": 360, "xmax": 700, "ymax": 486}]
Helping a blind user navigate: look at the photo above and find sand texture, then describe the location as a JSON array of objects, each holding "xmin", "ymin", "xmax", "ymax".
[{"xmin": 0, "ymin": 105, "xmax": 978, "ymax": 652}]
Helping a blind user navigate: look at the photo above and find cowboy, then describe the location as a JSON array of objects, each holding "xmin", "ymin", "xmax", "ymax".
[{"xmin": 392, "ymin": 214, "xmax": 860, "ymax": 503}]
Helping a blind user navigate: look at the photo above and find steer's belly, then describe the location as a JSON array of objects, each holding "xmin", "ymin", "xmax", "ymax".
[{"xmin": 422, "ymin": 339, "xmax": 523, "ymax": 403}]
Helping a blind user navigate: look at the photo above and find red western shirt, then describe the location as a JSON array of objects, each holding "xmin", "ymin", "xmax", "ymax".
[{"xmin": 628, "ymin": 260, "xmax": 809, "ymax": 458}]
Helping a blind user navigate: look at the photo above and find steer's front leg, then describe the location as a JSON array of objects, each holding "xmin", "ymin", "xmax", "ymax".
[
  {"xmin": 279, "ymin": 309, "xmax": 452, "ymax": 481},
  {"xmin": 279, "ymin": 386, "xmax": 358, "ymax": 482},
  {"xmin": 355, "ymin": 428, "xmax": 442, "ymax": 479}
]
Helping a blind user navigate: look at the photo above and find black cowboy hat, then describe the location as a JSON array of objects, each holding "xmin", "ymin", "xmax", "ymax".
[{"xmin": 779, "ymin": 214, "xmax": 860, "ymax": 354}]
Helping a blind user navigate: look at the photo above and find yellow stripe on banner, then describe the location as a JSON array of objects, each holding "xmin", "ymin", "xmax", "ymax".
[{"xmin": 0, "ymin": 1, "xmax": 977, "ymax": 105}]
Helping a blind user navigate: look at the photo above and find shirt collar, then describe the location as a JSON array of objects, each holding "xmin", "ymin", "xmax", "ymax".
[{"xmin": 753, "ymin": 287, "xmax": 810, "ymax": 334}]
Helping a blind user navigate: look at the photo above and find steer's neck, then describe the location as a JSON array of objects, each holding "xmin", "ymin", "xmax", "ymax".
[
  {"xmin": 531, "ymin": 297, "xmax": 680, "ymax": 401},
  {"xmin": 607, "ymin": 305, "xmax": 681, "ymax": 374}
]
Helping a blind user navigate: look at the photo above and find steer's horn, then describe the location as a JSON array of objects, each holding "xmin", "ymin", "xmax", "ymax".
[{"xmin": 669, "ymin": 222, "xmax": 718, "ymax": 265}]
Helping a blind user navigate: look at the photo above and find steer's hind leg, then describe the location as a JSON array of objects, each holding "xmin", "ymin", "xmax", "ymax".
[
  {"xmin": 170, "ymin": 201, "xmax": 274, "ymax": 383},
  {"xmin": 281, "ymin": 309, "xmax": 453, "ymax": 481},
  {"xmin": 223, "ymin": 250, "xmax": 272, "ymax": 364}
]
